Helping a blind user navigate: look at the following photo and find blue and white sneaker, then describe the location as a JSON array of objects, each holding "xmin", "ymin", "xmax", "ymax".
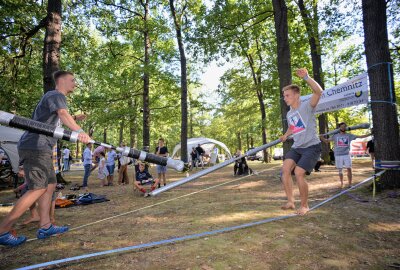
[
  {"xmin": 37, "ymin": 225, "xmax": 69, "ymax": 239},
  {"xmin": 0, "ymin": 231, "xmax": 27, "ymax": 246}
]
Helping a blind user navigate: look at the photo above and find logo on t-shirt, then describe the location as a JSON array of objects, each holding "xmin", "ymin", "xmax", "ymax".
[
  {"xmin": 337, "ymin": 136, "xmax": 349, "ymax": 147},
  {"xmin": 288, "ymin": 112, "xmax": 306, "ymax": 135}
]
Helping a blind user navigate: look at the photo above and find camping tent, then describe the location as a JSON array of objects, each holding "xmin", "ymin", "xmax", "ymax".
[
  {"xmin": 0, "ymin": 125, "xmax": 24, "ymax": 173},
  {"xmin": 350, "ymin": 136, "xmax": 372, "ymax": 157},
  {"xmin": 171, "ymin": 137, "xmax": 232, "ymax": 162}
]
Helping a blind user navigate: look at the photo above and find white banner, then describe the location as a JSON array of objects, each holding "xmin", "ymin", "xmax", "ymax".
[{"xmin": 301, "ymin": 72, "xmax": 369, "ymax": 114}]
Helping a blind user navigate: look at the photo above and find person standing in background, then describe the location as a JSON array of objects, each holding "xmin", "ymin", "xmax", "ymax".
[{"xmin": 155, "ymin": 138, "xmax": 169, "ymax": 187}]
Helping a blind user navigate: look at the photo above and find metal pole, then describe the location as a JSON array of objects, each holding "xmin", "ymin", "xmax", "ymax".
[
  {"xmin": 0, "ymin": 110, "xmax": 184, "ymax": 171},
  {"xmin": 150, "ymin": 123, "xmax": 370, "ymax": 196}
]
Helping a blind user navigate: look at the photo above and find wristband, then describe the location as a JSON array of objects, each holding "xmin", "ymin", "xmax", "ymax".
[
  {"xmin": 76, "ymin": 128, "xmax": 84, "ymax": 133},
  {"xmin": 303, "ymin": 74, "xmax": 309, "ymax": 81}
]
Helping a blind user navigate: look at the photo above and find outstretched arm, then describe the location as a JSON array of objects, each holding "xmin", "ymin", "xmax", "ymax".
[
  {"xmin": 320, "ymin": 135, "xmax": 332, "ymax": 143},
  {"xmin": 355, "ymin": 133, "xmax": 372, "ymax": 139},
  {"xmin": 296, "ymin": 68, "xmax": 323, "ymax": 108}
]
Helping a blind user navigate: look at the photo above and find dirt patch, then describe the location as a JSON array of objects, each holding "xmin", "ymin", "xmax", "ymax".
[{"xmin": 0, "ymin": 160, "xmax": 399, "ymax": 269}]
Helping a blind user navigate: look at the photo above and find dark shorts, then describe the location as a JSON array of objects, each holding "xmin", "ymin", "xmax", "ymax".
[
  {"xmin": 106, "ymin": 164, "xmax": 115, "ymax": 176},
  {"xmin": 156, "ymin": 165, "xmax": 167, "ymax": 174},
  {"xmin": 19, "ymin": 149, "xmax": 57, "ymax": 190},
  {"xmin": 285, "ymin": 143, "xmax": 321, "ymax": 173}
]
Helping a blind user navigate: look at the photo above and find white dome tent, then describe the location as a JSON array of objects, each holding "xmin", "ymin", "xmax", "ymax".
[
  {"xmin": 171, "ymin": 137, "xmax": 232, "ymax": 162},
  {"xmin": 0, "ymin": 125, "xmax": 24, "ymax": 174}
]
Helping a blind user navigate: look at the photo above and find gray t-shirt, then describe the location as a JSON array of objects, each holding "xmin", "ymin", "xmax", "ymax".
[
  {"xmin": 331, "ymin": 133, "xmax": 357, "ymax": 156},
  {"xmin": 287, "ymin": 99, "xmax": 320, "ymax": 148},
  {"xmin": 18, "ymin": 90, "xmax": 67, "ymax": 151}
]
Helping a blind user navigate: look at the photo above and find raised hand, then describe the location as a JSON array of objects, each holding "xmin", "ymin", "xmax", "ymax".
[{"xmin": 295, "ymin": 68, "xmax": 308, "ymax": 79}]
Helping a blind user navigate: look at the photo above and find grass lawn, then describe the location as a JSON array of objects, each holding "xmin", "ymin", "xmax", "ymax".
[{"xmin": 0, "ymin": 159, "xmax": 399, "ymax": 269}]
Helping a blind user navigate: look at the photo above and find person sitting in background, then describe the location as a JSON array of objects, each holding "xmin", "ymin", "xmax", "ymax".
[
  {"xmin": 314, "ymin": 155, "xmax": 324, "ymax": 172},
  {"xmin": 233, "ymin": 150, "xmax": 251, "ymax": 176},
  {"xmin": 134, "ymin": 163, "xmax": 159, "ymax": 196},
  {"xmin": 329, "ymin": 148, "xmax": 335, "ymax": 165}
]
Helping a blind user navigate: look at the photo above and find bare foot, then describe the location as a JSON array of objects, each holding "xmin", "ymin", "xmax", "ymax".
[
  {"xmin": 296, "ymin": 206, "xmax": 310, "ymax": 215},
  {"xmin": 281, "ymin": 203, "xmax": 295, "ymax": 210},
  {"xmin": 22, "ymin": 216, "xmax": 40, "ymax": 225}
]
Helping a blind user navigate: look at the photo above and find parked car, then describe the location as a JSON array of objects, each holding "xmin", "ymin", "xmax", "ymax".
[
  {"xmin": 273, "ymin": 148, "xmax": 284, "ymax": 160},
  {"xmin": 247, "ymin": 148, "xmax": 263, "ymax": 161}
]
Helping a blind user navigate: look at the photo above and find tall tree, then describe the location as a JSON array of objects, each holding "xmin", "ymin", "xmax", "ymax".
[
  {"xmin": 272, "ymin": 0, "xmax": 292, "ymax": 154},
  {"xmin": 142, "ymin": 0, "xmax": 151, "ymax": 149},
  {"xmin": 169, "ymin": 0, "xmax": 189, "ymax": 163},
  {"xmin": 297, "ymin": 0, "xmax": 329, "ymax": 161},
  {"xmin": 43, "ymin": 0, "xmax": 62, "ymax": 92},
  {"xmin": 362, "ymin": 0, "xmax": 400, "ymax": 188}
]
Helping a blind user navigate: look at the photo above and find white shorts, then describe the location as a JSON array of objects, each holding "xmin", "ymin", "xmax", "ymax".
[{"xmin": 335, "ymin": 155, "xmax": 352, "ymax": 169}]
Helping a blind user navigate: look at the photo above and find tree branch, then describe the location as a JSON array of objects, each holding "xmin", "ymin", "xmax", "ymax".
[
  {"xmin": 221, "ymin": 9, "xmax": 273, "ymax": 30},
  {"xmin": 13, "ymin": 16, "xmax": 48, "ymax": 59},
  {"xmin": 107, "ymin": 42, "xmax": 124, "ymax": 58},
  {"xmin": 95, "ymin": 0, "xmax": 143, "ymax": 19}
]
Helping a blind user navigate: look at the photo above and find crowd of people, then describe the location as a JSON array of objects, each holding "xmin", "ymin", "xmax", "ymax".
[{"xmin": 78, "ymin": 138, "xmax": 169, "ymax": 193}]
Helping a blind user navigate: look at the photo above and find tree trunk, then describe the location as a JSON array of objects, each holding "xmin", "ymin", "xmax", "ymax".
[
  {"xmin": 189, "ymin": 106, "xmax": 193, "ymax": 138},
  {"xmin": 129, "ymin": 98, "xmax": 138, "ymax": 148},
  {"xmin": 119, "ymin": 120, "xmax": 124, "ymax": 146},
  {"xmin": 42, "ymin": 0, "xmax": 62, "ymax": 93},
  {"xmin": 169, "ymin": 0, "xmax": 188, "ymax": 163},
  {"xmin": 272, "ymin": 0, "xmax": 292, "ymax": 155},
  {"xmin": 243, "ymin": 40, "xmax": 269, "ymax": 163},
  {"xmin": 237, "ymin": 131, "xmax": 242, "ymax": 151},
  {"xmin": 362, "ymin": 0, "xmax": 400, "ymax": 188},
  {"xmin": 142, "ymin": 0, "xmax": 151, "ymax": 150},
  {"xmin": 103, "ymin": 128, "xmax": 107, "ymax": 143},
  {"xmin": 298, "ymin": 0, "xmax": 329, "ymax": 162},
  {"xmin": 257, "ymin": 87, "xmax": 269, "ymax": 162},
  {"xmin": 246, "ymin": 133, "xmax": 250, "ymax": 151},
  {"xmin": 129, "ymin": 120, "xmax": 137, "ymax": 148}
]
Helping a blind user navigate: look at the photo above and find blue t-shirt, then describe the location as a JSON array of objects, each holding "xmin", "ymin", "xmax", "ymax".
[
  {"xmin": 18, "ymin": 90, "xmax": 67, "ymax": 151},
  {"xmin": 83, "ymin": 147, "xmax": 93, "ymax": 166},
  {"xmin": 106, "ymin": 150, "xmax": 117, "ymax": 166},
  {"xmin": 136, "ymin": 170, "xmax": 153, "ymax": 185}
]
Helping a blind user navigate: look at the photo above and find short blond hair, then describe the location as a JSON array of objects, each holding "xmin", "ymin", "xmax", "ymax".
[{"xmin": 282, "ymin": 84, "xmax": 301, "ymax": 94}]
